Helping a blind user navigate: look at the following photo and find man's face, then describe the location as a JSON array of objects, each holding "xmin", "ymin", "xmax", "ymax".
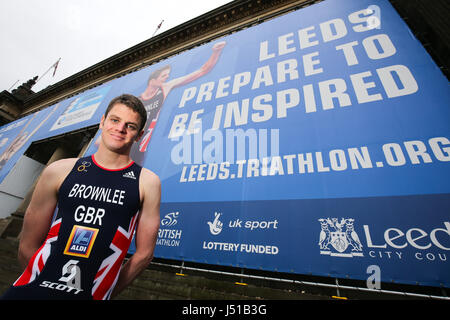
[{"xmin": 99, "ymin": 103, "xmax": 143, "ymax": 153}]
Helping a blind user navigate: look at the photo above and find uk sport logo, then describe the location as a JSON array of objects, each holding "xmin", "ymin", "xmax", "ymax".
[{"xmin": 318, "ymin": 218, "xmax": 364, "ymax": 257}]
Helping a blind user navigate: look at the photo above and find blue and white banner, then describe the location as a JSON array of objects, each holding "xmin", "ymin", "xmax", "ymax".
[
  {"xmin": 0, "ymin": 105, "xmax": 60, "ymax": 182},
  {"xmin": 32, "ymin": 82, "xmax": 115, "ymax": 141},
  {"xmin": 127, "ymin": 0, "xmax": 449, "ymax": 287},
  {"xmin": 0, "ymin": 82, "xmax": 117, "ymax": 182}
]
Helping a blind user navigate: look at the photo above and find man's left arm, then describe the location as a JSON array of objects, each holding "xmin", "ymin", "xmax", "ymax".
[{"xmin": 111, "ymin": 169, "xmax": 161, "ymax": 298}]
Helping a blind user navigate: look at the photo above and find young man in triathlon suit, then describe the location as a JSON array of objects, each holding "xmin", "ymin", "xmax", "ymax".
[
  {"xmin": 1, "ymin": 94, "xmax": 161, "ymax": 300},
  {"xmin": 131, "ymin": 41, "xmax": 226, "ymax": 164}
]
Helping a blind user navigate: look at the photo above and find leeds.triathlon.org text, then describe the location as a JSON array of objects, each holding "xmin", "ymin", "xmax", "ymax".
[{"xmin": 178, "ymin": 136, "xmax": 449, "ymax": 183}]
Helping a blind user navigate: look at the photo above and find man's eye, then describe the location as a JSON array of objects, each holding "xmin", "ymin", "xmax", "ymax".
[{"xmin": 126, "ymin": 124, "xmax": 137, "ymax": 130}]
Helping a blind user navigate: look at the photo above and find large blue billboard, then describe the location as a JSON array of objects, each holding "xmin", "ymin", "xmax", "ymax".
[
  {"xmin": 0, "ymin": 0, "xmax": 448, "ymax": 287},
  {"xmin": 124, "ymin": 0, "xmax": 448, "ymax": 287}
]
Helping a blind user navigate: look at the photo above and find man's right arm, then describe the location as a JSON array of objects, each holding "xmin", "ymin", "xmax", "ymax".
[{"xmin": 18, "ymin": 158, "xmax": 76, "ymax": 269}]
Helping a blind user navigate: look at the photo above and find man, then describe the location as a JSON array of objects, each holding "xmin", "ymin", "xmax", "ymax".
[
  {"xmin": 132, "ymin": 41, "xmax": 226, "ymax": 164},
  {"xmin": 1, "ymin": 94, "xmax": 161, "ymax": 300}
]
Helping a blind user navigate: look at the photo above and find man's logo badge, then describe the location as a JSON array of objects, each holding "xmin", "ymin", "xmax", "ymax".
[{"xmin": 77, "ymin": 161, "xmax": 91, "ymax": 172}]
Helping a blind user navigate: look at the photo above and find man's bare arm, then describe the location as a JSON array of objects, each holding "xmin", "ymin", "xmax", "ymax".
[{"xmin": 111, "ymin": 169, "xmax": 161, "ymax": 298}]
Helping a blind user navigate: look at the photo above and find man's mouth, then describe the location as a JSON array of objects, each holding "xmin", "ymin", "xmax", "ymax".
[{"xmin": 110, "ymin": 133, "xmax": 125, "ymax": 141}]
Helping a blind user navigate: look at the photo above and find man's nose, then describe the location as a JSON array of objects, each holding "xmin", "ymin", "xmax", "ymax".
[{"xmin": 115, "ymin": 122, "xmax": 127, "ymax": 132}]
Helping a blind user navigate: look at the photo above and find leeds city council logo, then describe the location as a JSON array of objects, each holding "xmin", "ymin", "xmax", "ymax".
[{"xmin": 318, "ymin": 218, "xmax": 363, "ymax": 257}]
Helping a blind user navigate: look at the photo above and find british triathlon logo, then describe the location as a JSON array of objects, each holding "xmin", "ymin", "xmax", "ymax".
[
  {"xmin": 161, "ymin": 211, "xmax": 179, "ymax": 227},
  {"xmin": 318, "ymin": 218, "xmax": 363, "ymax": 257},
  {"xmin": 64, "ymin": 225, "xmax": 99, "ymax": 258}
]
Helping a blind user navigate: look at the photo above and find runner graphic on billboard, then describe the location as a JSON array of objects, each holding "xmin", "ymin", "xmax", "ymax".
[{"xmin": 132, "ymin": 41, "xmax": 226, "ymax": 165}]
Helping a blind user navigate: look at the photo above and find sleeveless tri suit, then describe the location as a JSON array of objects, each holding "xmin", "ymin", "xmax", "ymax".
[{"xmin": 1, "ymin": 155, "xmax": 142, "ymax": 300}]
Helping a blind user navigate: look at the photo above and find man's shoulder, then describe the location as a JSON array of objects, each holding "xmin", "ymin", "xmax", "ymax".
[
  {"xmin": 36, "ymin": 158, "xmax": 79, "ymax": 192},
  {"xmin": 138, "ymin": 167, "xmax": 161, "ymax": 209},
  {"xmin": 44, "ymin": 158, "xmax": 79, "ymax": 178},
  {"xmin": 139, "ymin": 167, "xmax": 161, "ymax": 187}
]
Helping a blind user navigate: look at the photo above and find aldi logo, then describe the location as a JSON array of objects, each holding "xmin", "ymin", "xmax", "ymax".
[{"xmin": 64, "ymin": 225, "xmax": 99, "ymax": 258}]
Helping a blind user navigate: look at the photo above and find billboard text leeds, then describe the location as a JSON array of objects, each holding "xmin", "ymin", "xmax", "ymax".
[{"xmin": 0, "ymin": 0, "xmax": 448, "ymax": 287}]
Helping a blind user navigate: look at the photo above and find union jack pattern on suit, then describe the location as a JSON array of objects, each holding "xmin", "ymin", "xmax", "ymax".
[
  {"xmin": 13, "ymin": 218, "xmax": 62, "ymax": 286},
  {"xmin": 92, "ymin": 212, "xmax": 139, "ymax": 300}
]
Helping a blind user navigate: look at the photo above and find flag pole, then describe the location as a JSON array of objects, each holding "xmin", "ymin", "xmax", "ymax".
[
  {"xmin": 8, "ymin": 80, "xmax": 20, "ymax": 91},
  {"xmin": 152, "ymin": 20, "xmax": 164, "ymax": 37},
  {"xmin": 36, "ymin": 58, "xmax": 61, "ymax": 84}
]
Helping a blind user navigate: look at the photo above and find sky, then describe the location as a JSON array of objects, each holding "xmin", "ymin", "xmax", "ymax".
[{"xmin": 0, "ymin": 0, "xmax": 232, "ymax": 93}]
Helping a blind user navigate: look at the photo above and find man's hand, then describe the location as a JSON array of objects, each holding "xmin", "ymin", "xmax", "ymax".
[{"xmin": 212, "ymin": 41, "xmax": 226, "ymax": 51}]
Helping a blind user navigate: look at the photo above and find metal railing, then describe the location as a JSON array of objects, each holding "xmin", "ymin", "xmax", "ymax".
[{"xmin": 150, "ymin": 260, "xmax": 450, "ymax": 300}]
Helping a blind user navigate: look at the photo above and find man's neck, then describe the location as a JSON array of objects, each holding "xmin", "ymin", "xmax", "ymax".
[{"xmin": 93, "ymin": 148, "xmax": 133, "ymax": 170}]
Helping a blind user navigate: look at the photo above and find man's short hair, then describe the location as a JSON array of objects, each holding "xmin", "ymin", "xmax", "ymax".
[{"xmin": 105, "ymin": 94, "xmax": 147, "ymax": 131}]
